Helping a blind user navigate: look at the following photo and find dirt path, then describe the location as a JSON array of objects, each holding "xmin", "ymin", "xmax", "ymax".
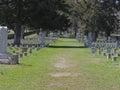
[
  {"xmin": 54, "ymin": 57, "xmax": 69, "ymax": 69},
  {"xmin": 49, "ymin": 39, "xmax": 83, "ymax": 78},
  {"xmin": 47, "ymin": 39, "xmax": 87, "ymax": 89},
  {"xmin": 50, "ymin": 54, "xmax": 81, "ymax": 77}
]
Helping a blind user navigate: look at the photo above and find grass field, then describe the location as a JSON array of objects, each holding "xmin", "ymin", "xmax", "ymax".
[{"xmin": 0, "ymin": 38, "xmax": 120, "ymax": 90}]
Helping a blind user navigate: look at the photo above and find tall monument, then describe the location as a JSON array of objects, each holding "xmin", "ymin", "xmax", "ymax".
[{"xmin": 0, "ymin": 26, "xmax": 10, "ymax": 64}]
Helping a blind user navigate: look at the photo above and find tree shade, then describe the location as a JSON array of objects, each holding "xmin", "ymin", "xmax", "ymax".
[
  {"xmin": 70, "ymin": 0, "xmax": 120, "ymax": 39},
  {"xmin": 0, "ymin": 0, "xmax": 71, "ymax": 46}
]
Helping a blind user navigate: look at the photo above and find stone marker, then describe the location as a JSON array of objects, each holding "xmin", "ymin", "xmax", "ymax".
[
  {"xmin": 29, "ymin": 48, "xmax": 32, "ymax": 53},
  {"xmin": 107, "ymin": 53, "xmax": 111, "ymax": 59},
  {"xmin": 112, "ymin": 56, "xmax": 117, "ymax": 61},
  {"xmin": 88, "ymin": 32, "xmax": 92, "ymax": 47},
  {"xmin": 98, "ymin": 48, "xmax": 101, "ymax": 54},
  {"xmin": 118, "ymin": 53, "xmax": 120, "ymax": 56},
  {"xmin": 22, "ymin": 47, "xmax": 27, "ymax": 53},
  {"xmin": 106, "ymin": 47, "xmax": 111, "ymax": 53},
  {"xmin": 102, "ymin": 52, "xmax": 106, "ymax": 56},
  {"xmin": 24, "ymin": 52, "xmax": 27, "ymax": 56},
  {"xmin": 0, "ymin": 26, "xmax": 10, "ymax": 64},
  {"xmin": 10, "ymin": 54, "xmax": 19, "ymax": 64},
  {"xmin": 19, "ymin": 53, "xmax": 23, "ymax": 58},
  {"xmin": 50, "ymin": 32, "xmax": 54, "ymax": 42},
  {"xmin": 40, "ymin": 31, "xmax": 46, "ymax": 47},
  {"xmin": 91, "ymin": 47, "xmax": 96, "ymax": 54}
]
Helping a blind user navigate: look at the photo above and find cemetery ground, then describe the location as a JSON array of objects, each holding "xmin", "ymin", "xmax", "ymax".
[{"xmin": 0, "ymin": 38, "xmax": 120, "ymax": 90}]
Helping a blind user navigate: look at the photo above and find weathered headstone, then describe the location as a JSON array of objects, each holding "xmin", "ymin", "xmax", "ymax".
[
  {"xmin": 49, "ymin": 32, "xmax": 54, "ymax": 43},
  {"xmin": 88, "ymin": 32, "xmax": 92, "ymax": 47},
  {"xmin": 118, "ymin": 53, "xmax": 120, "ymax": 56},
  {"xmin": 98, "ymin": 48, "xmax": 101, "ymax": 54},
  {"xmin": 10, "ymin": 54, "xmax": 19, "ymax": 64},
  {"xmin": 91, "ymin": 47, "xmax": 96, "ymax": 54},
  {"xmin": 113, "ymin": 48, "xmax": 117, "ymax": 54},
  {"xmin": 19, "ymin": 53, "xmax": 23, "ymax": 58},
  {"xmin": 0, "ymin": 26, "xmax": 7, "ymax": 53},
  {"xmin": 0, "ymin": 26, "xmax": 10, "ymax": 64},
  {"xmin": 40, "ymin": 31, "xmax": 46, "ymax": 47},
  {"xmin": 22, "ymin": 47, "xmax": 27, "ymax": 53},
  {"xmin": 76, "ymin": 33, "xmax": 80, "ymax": 42},
  {"xmin": 24, "ymin": 52, "xmax": 27, "ymax": 56},
  {"xmin": 106, "ymin": 47, "xmax": 111, "ymax": 53},
  {"xmin": 108, "ymin": 36, "xmax": 111, "ymax": 41},
  {"xmin": 102, "ymin": 52, "xmax": 106, "ymax": 56},
  {"xmin": 29, "ymin": 48, "xmax": 32, "ymax": 53},
  {"xmin": 107, "ymin": 53, "xmax": 111, "ymax": 59},
  {"xmin": 112, "ymin": 56, "xmax": 117, "ymax": 61}
]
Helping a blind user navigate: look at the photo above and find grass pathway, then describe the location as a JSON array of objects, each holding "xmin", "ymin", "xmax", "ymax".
[{"xmin": 0, "ymin": 38, "xmax": 120, "ymax": 90}]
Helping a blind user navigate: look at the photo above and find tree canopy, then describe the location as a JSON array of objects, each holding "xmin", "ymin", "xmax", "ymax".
[
  {"xmin": 0, "ymin": 0, "xmax": 71, "ymax": 45},
  {"xmin": 30, "ymin": 0, "xmax": 71, "ymax": 31},
  {"xmin": 70, "ymin": 0, "xmax": 120, "ymax": 37}
]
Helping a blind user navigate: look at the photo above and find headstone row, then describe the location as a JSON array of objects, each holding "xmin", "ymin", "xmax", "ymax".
[
  {"xmin": 91, "ymin": 40, "xmax": 120, "ymax": 61},
  {"xmin": 0, "ymin": 28, "xmax": 58, "ymax": 64}
]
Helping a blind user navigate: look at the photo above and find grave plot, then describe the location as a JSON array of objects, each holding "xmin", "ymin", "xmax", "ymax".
[
  {"xmin": 5, "ymin": 35, "xmax": 58, "ymax": 65},
  {"xmin": 90, "ymin": 40, "xmax": 120, "ymax": 61}
]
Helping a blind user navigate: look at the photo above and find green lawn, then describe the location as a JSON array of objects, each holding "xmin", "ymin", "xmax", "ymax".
[{"xmin": 0, "ymin": 38, "xmax": 120, "ymax": 90}]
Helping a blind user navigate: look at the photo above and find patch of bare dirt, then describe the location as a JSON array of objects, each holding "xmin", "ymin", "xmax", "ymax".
[
  {"xmin": 54, "ymin": 57, "xmax": 69, "ymax": 69},
  {"xmin": 50, "ymin": 72, "xmax": 81, "ymax": 77}
]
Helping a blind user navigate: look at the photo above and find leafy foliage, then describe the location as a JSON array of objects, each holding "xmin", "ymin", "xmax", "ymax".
[
  {"xmin": 30, "ymin": 0, "xmax": 71, "ymax": 31},
  {"xmin": 0, "ymin": 0, "xmax": 71, "ymax": 45},
  {"xmin": 70, "ymin": 0, "xmax": 120, "ymax": 37}
]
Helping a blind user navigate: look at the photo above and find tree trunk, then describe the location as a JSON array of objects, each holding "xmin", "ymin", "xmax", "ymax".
[
  {"xmin": 13, "ymin": 24, "xmax": 22, "ymax": 46},
  {"xmin": 92, "ymin": 31, "xmax": 98, "ymax": 42},
  {"xmin": 21, "ymin": 26, "xmax": 25, "ymax": 39},
  {"xmin": 105, "ymin": 30, "xmax": 111, "ymax": 40},
  {"xmin": 74, "ymin": 20, "xmax": 78, "ymax": 37}
]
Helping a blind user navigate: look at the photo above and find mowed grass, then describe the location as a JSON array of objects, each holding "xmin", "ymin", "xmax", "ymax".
[
  {"xmin": 51, "ymin": 38, "xmax": 84, "ymax": 46},
  {"xmin": 0, "ymin": 38, "xmax": 120, "ymax": 90}
]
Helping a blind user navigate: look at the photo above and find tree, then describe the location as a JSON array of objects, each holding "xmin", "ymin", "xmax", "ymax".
[
  {"xmin": 0, "ymin": 0, "xmax": 34, "ymax": 46},
  {"xmin": 30, "ymin": 0, "xmax": 71, "ymax": 32},
  {"xmin": 0, "ymin": 0, "xmax": 71, "ymax": 46},
  {"xmin": 70, "ymin": 0, "xmax": 120, "ymax": 40},
  {"xmin": 98, "ymin": 0, "xmax": 120, "ymax": 37}
]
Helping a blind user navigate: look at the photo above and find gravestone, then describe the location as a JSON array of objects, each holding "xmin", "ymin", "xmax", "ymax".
[
  {"xmin": 0, "ymin": 26, "xmax": 10, "ymax": 64},
  {"xmin": 88, "ymin": 32, "xmax": 93, "ymax": 47},
  {"xmin": 98, "ymin": 48, "xmax": 101, "ymax": 54},
  {"xmin": 102, "ymin": 52, "xmax": 106, "ymax": 56},
  {"xmin": 29, "ymin": 48, "xmax": 32, "ymax": 53},
  {"xmin": 10, "ymin": 54, "xmax": 19, "ymax": 64},
  {"xmin": 40, "ymin": 31, "xmax": 46, "ymax": 47},
  {"xmin": 49, "ymin": 32, "xmax": 54, "ymax": 43},
  {"xmin": 76, "ymin": 33, "xmax": 80, "ymax": 42},
  {"xmin": 19, "ymin": 53, "xmax": 23, "ymax": 58},
  {"xmin": 106, "ymin": 47, "xmax": 111, "ymax": 53},
  {"xmin": 107, "ymin": 53, "xmax": 111, "ymax": 59},
  {"xmin": 91, "ymin": 47, "xmax": 96, "ymax": 54},
  {"xmin": 108, "ymin": 36, "xmax": 111, "ymax": 41},
  {"xmin": 112, "ymin": 56, "xmax": 117, "ymax": 61}
]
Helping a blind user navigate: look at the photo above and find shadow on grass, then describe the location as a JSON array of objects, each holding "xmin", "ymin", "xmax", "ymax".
[
  {"xmin": 19, "ymin": 63, "xmax": 33, "ymax": 67},
  {"xmin": 47, "ymin": 45, "xmax": 86, "ymax": 48}
]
